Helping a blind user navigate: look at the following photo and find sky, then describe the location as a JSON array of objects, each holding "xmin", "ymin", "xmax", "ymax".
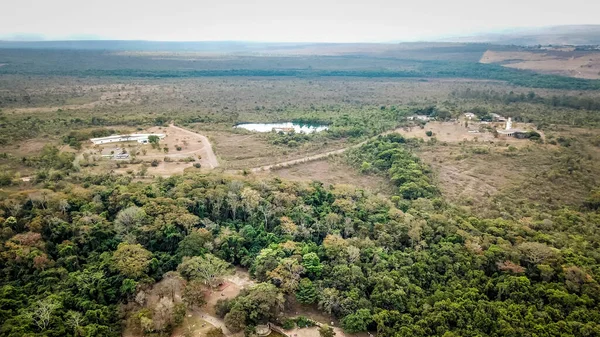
[{"xmin": 1, "ymin": 0, "xmax": 599, "ymax": 42}]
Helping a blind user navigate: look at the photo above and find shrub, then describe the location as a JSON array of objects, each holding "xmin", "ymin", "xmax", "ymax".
[
  {"xmin": 151, "ymin": 159, "xmax": 160, "ymax": 167},
  {"xmin": 425, "ymin": 130, "xmax": 433, "ymax": 137},
  {"xmin": 206, "ymin": 328, "xmax": 225, "ymax": 337},
  {"xmin": 295, "ymin": 316, "xmax": 316, "ymax": 328},
  {"xmin": 282, "ymin": 319, "xmax": 296, "ymax": 330},
  {"xmin": 215, "ymin": 299, "xmax": 232, "ymax": 318}
]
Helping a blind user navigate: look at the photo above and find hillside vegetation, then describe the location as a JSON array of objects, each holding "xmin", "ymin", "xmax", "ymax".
[{"xmin": 1, "ymin": 45, "xmax": 600, "ymax": 337}]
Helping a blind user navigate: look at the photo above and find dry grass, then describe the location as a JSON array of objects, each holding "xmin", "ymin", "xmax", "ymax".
[
  {"xmin": 415, "ymin": 127, "xmax": 600, "ymax": 214},
  {"xmin": 481, "ymin": 50, "xmax": 600, "ymax": 79},
  {"xmin": 204, "ymin": 128, "xmax": 349, "ymax": 170},
  {"xmin": 396, "ymin": 121, "xmax": 539, "ymax": 145},
  {"xmin": 170, "ymin": 316, "xmax": 215, "ymax": 337},
  {"xmin": 417, "ymin": 143, "xmax": 527, "ymax": 206},
  {"xmin": 256, "ymin": 157, "xmax": 394, "ymax": 196}
]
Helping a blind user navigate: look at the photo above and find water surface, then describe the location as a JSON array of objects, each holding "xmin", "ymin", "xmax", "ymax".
[{"xmin": 235, "ymin": 122, "xmax": 328, "ymax": 134}]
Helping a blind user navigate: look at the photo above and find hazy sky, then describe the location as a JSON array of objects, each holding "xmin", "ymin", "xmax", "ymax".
[{"xmin": 2, "ymin": 0, "xmax": 599, "ymax": 42}]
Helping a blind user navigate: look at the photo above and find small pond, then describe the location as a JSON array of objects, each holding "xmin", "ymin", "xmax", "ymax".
[{"xmin": 235, "ymin": 122, "xmax": 329, "ymax": 134}]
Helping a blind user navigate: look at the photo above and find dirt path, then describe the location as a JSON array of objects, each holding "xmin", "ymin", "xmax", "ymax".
[
  {"xmin": 248, "ymin": 124, "xmax": 419, "ymax": 173},
  {"xmin": 170, "ymin": 123, "xmax": 219, "ymax": 169},
  {"xmin": 250, "ymin": 141, "xmax": 368, "ymax": 172},
  {"xmin": 193, "ymin": 310, "xmax": 232, "ymax": 335}
]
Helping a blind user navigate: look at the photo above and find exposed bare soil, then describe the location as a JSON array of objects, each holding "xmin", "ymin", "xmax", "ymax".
[
  {"xmin": 81, "ymin": 124, "xmax": 217, "ymax": 177},
  {"xmin": 481, "ymin": 50, "xmax": 600, "ymax": 79},
  {"xmin": 395, "ymin": 121, "xmax": 534, "ymax": 144}
]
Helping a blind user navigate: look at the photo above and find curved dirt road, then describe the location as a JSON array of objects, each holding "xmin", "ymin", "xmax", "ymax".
[
  {"xmin": 170, "ymin": 123, "xmax": 219, "ymax": 169},
  {"xmin": 249, "ymin": 126, "xmax": 414, "ymax": 173},
  {"xmin": 250, "ymin": 140, "xmax": 369, "ymax": 173}
]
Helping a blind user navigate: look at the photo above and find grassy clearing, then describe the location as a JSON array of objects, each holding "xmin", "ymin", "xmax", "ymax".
[
  {"xmin": 413, "ymin": 128, "xmax": 600, "ymax": 217},
  {"xmin": 258, "ymin": 156, "xmax": 395, "ymax": 196},
  {"xmin": 204, "ymin": 128, "xmax": 350, "ymax": 170}
]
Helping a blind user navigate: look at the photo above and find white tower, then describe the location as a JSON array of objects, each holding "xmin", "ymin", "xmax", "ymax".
[{"xmin": 506, "ymin": 117, "xmax": 512, "ymax": 130}]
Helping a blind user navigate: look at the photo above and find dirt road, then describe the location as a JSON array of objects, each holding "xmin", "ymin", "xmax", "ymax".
[
  {"xmin": 170, "ymin": 123, "xmax": 219, "ymax": 169},
  {"xmin": 250, "ymin": 140, "xmax": 369, "ymax": 172},
  {"xmin": 193, "ymin": 310, "xmax": 232, "ymax": 335}
]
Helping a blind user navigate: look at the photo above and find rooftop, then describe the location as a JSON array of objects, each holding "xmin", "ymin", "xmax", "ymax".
[{"xmin": 498, "ymin": 128, "xmax": 526, "ymax": 134}]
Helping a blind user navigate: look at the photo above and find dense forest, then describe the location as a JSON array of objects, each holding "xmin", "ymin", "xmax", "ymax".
[
  {"xmin": 1, "ymin": 133, "xmax": 599, "ymax": 336},
  {"xmin": 2, "ymin": 49, "xmax": 600, "ymax": 90}
]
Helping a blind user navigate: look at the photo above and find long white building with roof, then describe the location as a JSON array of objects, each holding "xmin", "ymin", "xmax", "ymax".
[{"xmin": 90, "ymin": 133, "xmax": 165, "ymax": 145}]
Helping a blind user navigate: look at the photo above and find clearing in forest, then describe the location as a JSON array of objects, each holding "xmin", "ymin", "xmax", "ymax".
[
  {"xmin": 395, "ymin": 121, "xmax": 534, "ymax": 144},
  {"xmin": 204, "ymin": 128, "xmax": 349, "ymax": 170},
  {"xmin": 79, "ymin": 123, "xmax": 217, "ymax": 177},
  {"xmin": 259, "ymin": 157, "xmax": 394, "ymax": 196}
]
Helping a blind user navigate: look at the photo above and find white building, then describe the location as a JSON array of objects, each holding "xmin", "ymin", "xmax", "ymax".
[
  {"xmin": 90, "ymin": 133, "xmax": 165, "ymax": 145},
  {"xmin": 464, "ymin": 112, "xmax": 476, "ymax": 120},
  {"xmin": 407, "ymin": 115, "xmax": 431, "ymax": 121},
  {"xmin": 490, "ymin": 113, "xmax": 506, "ymax": 122},
  {"xmin": 497, "ymin": 117, "xmax": 525, "ymax": 137}
]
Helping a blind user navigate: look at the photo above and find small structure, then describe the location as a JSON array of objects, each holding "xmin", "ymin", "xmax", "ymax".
[
  {"xmin": 408, "ymin": 115, "xmax": 431, "ymax": 121},
  {"xmin": 464, "ymin": 112, "xmax": 476, "ymax": 120},
  {"xmin": 90, "ymin": 133, "xmax": 165, "ymax": 145},
  {"xmin": 497, "ymin": 117, "xmax": 526, "ymax": 137},
  {"xmin": 256, "ymin": 324, "xmax": 272, "ymax": 336},
  {"xmin": 497, "ymin": 129, "xmax": 526, "ymax": 137},
  {"xmin": 272, "ymin": 127, "xmax": 295, "ymax": 133},
  {"xmin": 490, "ymin": 113, "xmax": 506, "ymax": 122}
]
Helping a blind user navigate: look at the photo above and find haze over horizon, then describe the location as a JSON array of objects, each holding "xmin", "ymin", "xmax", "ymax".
[{"xmin": 2, "ymin": 0, "xmax": 600, "ymax": 43}]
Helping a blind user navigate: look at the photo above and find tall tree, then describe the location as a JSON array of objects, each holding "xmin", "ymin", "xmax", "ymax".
[
  {"xmin": 112, "ymin": 243, "xmax": 152, "ymax": 279},
  {"xmin": 177, "ymin": 254, "xmax": 231, "ymax": 288}
]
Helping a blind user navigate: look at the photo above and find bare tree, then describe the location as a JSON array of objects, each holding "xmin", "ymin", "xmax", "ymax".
[
  {"xmin": 159, "ymin": 271, "xmax": 184, "ymax": 300},
  {"xmin": 5, "ymin": 199, "xmax": 22, "ymax": 217},
  {"xmin": 227, "ymin": 191, "xmax": 242, "ymax": 220},
  {"xmin": 58, "ymin": 199, "xmax": 71, "ymax": 215},
  {"xmin": 31, "ymin": 298, "xmax": 60, "ymax": 331},
  {"xmin": 153, "ymin": 297, "xmax": 175, "ymax": 332},
  {"xmin": 29, "ymin": 191, "xmax": 51, "ymax": 210},
  {"xmin": 240, "ymin": 187, "xmax": 260, "ymax": 220},
  {"xmin": 518, "ymin": 242, "xmax": 558, "ymax": 264},
  {"xmin": 65, "ymin": 310, "xmax": 84, "ymax": 336},
  {"xmin": 347, "ymin": 245, "xmax": 361, "ymax": 264},
  {"xmin": 259, "ymin": 202, "xmax": 274, "ymax": 229},
  {"xmin": 114, "ymin": 206, "xmax": 146, "ymax": 239},
  {"xmin": 135, "ymin": 290, "xmax": 147, "ymax": 306}
]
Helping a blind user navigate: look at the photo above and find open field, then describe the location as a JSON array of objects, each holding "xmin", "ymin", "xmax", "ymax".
[
  {"xmin": 257, "ymin": 157, "xmax": 394, "ymax": 196},
  {"xmin": 203, "ymin": 127, "xmax": 351, "ymax": 170},
  {"xmin": 481, "ymin": 49, "xmax": 600, "ymax": 79},
  {"xmin": 412, "ymin": 126, "xmax": 600, "ymax": 215},
  {"xmin": 395, "ymin": 121, "xmax": 541, "ymax": 144}
]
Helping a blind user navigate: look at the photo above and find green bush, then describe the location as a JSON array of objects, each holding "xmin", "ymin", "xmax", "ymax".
[{"xmin": 282, "ymin": 319, "xmax": 296, "ymax": 330}]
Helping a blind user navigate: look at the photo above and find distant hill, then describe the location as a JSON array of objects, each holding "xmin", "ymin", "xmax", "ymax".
[
  {"xmin": 0, "ymin": 40, "xmax": 490, "ymax": 61},
  {"xmin": 442, "ymin": 25, "xmax": 600, "ymax": 46},
  {"xmin": 0, "ymin": 40, "xmax": 304, "ymax": 52}
]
